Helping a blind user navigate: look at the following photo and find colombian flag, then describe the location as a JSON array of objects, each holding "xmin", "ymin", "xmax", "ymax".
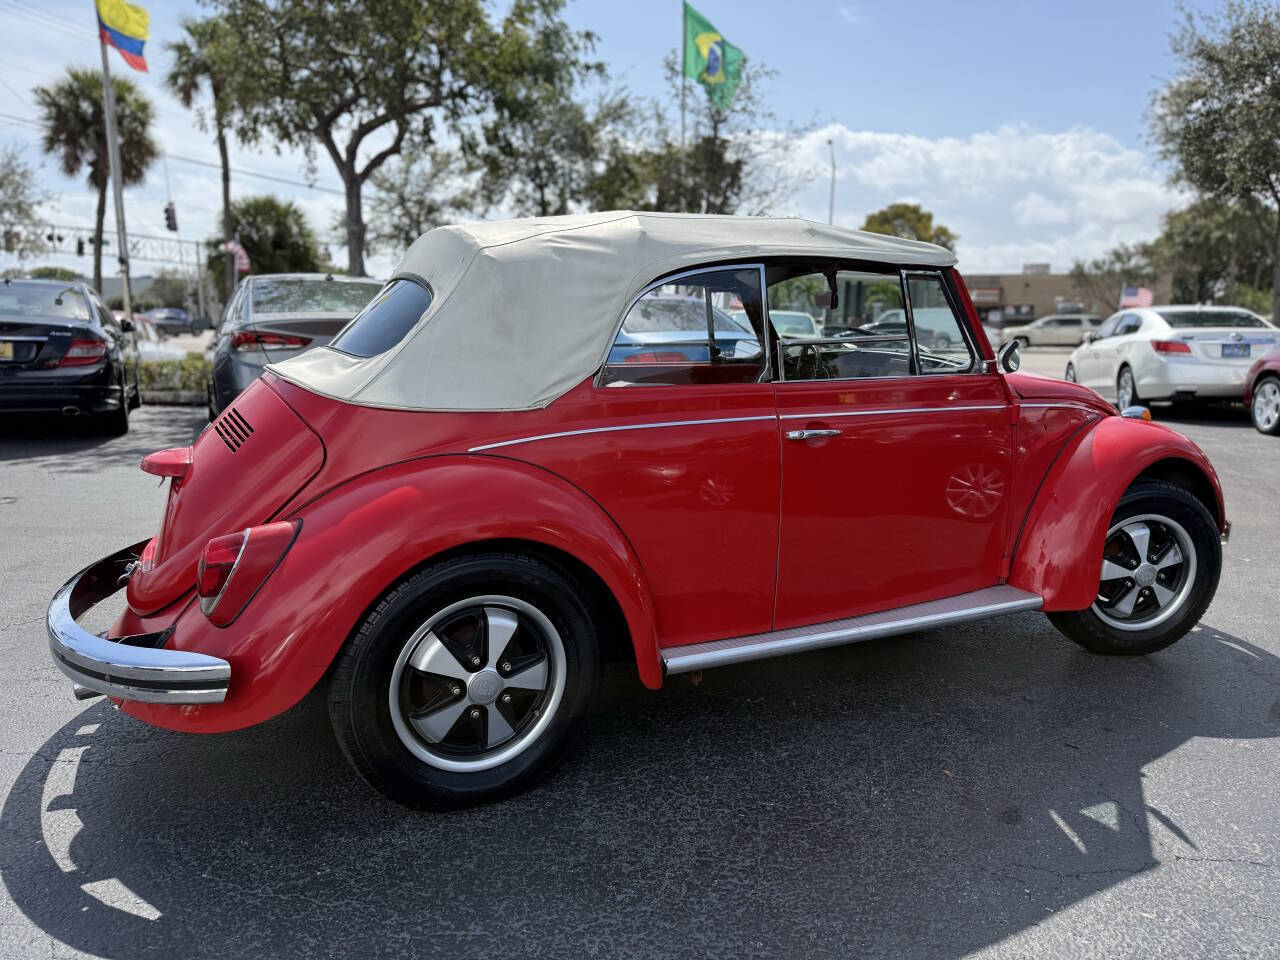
[{"xmin": 96, "ymin": 0, "xmax": 150, "ymax": 73}]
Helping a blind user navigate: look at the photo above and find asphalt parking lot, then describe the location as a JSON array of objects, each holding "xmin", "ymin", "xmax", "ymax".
[{"xmin": 1, "ymin": 366, "xmax": 1278, "ymax": 960}]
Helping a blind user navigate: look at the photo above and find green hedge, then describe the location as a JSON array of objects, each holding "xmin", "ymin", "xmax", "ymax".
[{"xmin": 139, "ymin": 354, "xmax": 211, "ymax": 392}]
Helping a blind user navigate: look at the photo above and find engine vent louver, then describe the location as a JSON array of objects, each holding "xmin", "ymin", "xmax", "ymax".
[{"xmin": 214, "ymin": 406, "xmax": 254, "ymax": 452}]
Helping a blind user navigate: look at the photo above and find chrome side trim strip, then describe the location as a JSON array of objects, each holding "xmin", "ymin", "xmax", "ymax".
[
  {"xmin": 469, "ymin": 414, "xmax": 778, "ymax": 453},
  {"xmin": 1018, "ymin": 402, "xmax": 1104, "ymax": 412},
  {"xmin": 777, "ymin": 404, "xmax": 1005, "ymax": 420},
  {"xmin": 661, "ymin": 585, "xmax": 1042, "ymax": 674}
]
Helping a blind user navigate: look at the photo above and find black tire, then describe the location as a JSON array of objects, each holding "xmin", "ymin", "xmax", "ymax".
[
  {"xmin": 1116, "ymin": 365, "xmax": 1140, "ymax": 410},
  {"xmin": 100, "ymin": 385, "xmax": 130, "ymax": 436},
  {"xmin": 328, "ymin": 552, "xmax": 599, "ymax": 809},
  {"xmin": 1047, "ymin": 479, "xmax": 1220, "ymax": 656},
  {"xmin": 1064, "ymin": 363, "xmax": 1077, "ymax": 383},
  {"xmin": 1251, "ymin": 375, "xmax": 1280, "ymax": 436}
]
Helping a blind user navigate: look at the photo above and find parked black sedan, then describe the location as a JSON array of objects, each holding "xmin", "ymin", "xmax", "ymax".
[
  {"xmin": 0, "ymin": 278, "xmax": 139, "ymax": 434},
  {"xmin": 207, "ymin": 272, "xmax": 383, "ymax": 416}
]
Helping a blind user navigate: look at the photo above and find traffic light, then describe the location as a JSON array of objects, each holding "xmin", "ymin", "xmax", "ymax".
[
  {"xmin": 164, "ymin": 202, "xmax": 178, "ymax": 232},
  {"xmin": 76, "ymin": 238, "xmax": 85, "ymax": 256}
]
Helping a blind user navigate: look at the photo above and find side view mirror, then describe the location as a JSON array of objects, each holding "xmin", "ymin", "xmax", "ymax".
[
  {"xmin": 996, "ymin": 338, "xmax": 1021, "ymax": 373},
  {"xmin": 1083, "ymin": 331, "xmax": 1099, "ymax": 344},
  {"xmin": 119, "ymin": 317, "xmax": 134, "ymax": 333}
]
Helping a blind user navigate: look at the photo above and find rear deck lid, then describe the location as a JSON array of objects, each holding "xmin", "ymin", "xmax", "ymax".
[{"xmin": 126, "ymin": 378, "xmax": 325, "ymax": 614}]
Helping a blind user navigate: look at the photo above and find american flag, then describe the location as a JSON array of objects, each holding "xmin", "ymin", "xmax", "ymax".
[
  {"xmin": 224, "ymin": 238, "xmax": 250, "ymax": 274},
  {"xmin": 1119, "ymin": 284, "xmax": 1153, "ymax": 308}
]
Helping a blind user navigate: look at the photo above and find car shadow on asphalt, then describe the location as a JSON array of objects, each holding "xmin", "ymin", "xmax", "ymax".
[
  {"xmin": 2, "ymin": 618, "xmax": 1276, "ymax": 959},
  {"xmin": 0, "ymin": 409, "xmax": 208, "ymax": 472}
]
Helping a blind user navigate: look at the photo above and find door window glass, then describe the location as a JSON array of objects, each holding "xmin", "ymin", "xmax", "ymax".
[
  {"xmin": 1096, "ymin": 315, "xmax": 1121, "ymax": 338},
  {"xmin": 905, "ymin": 274, "xmax": 975, "ymax": 374},
  {"xmin": 601, "ymin": 267, "xmax": 765, "ymax": 386}
]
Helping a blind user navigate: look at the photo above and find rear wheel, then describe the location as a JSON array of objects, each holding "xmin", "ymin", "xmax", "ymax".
[
  {"xmin": 1252, "ymin": 376, "xmax": 1280, "ymax": 435},
  {"xmin": 100, "ymin": 384, "xmax": 129, "ymax": 436},
  {"xmin": 1116, "ymin": 366, "xmax": 1140, "ymax": 410},
  {"xmin": 1048, "ymin": 480, "xmax": 1220, "ymax": 655},
  {"xmin": 328, "ymin": 552, "xmax": 599, "ymax": 809}
]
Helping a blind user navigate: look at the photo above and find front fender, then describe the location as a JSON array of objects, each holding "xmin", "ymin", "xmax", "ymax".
[
  {"xmin": 123, "ymin": 455, "xmax": 660, "ymax": 734},
  {"xmin": 1008, "ymin": 416, "xmax": 1225, "ymax": 611}
]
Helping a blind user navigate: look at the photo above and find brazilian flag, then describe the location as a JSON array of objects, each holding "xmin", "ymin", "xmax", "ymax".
[{"xmin": 682, "ymin": 2, "xmax": 743, "ymax": 108}]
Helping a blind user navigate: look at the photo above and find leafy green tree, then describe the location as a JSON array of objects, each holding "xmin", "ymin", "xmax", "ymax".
[
  {"xmin": 365, "ymin": 150, "xmax": 478, "ymax": 257},
  {"xmin": 32, "ymin": 67, "xmax": 157, "ymax": 292},
  {"xmin": 0, "ymin": 144, "xmax": 47, "ymax": 259},
  {"xmin": 1, "ymin": 264, "xmax": 82, "ymax": 280},
  {"xmin": 1148, "ymin": 0, "xmax": 1280, "ymax": 323},
  {"xmin": 1157, "ymin": 198, "xmax": 1274, "ymax": 305},
  {"xmin": 205, "ymin": 195, "xmax": 322, "ymax": 299},
  {"xmin": 206, "ymin": 0, "xmax": 590, "ymax": 277},
  {"xmin": 1069, "ymin": 242, "xmax": 1162, "ymax": 314},
  {"xmin": 165, "ymin": 16, "xmax": 238, "ymax": 246},
  {"xmin": 861, "ymin": 203, "xmax": 957, "ymax": 251}
]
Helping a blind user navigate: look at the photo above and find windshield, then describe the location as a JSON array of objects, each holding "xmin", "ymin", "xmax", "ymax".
[
  {"xmin": 626, "ymin": 297, "xmax": 746, "ymax": 334},
  {"xmin": 0, "ymin": 282, "xmax": 92, "ymax": 320},
  {"xmin": 1157, "ymin": 309, "xmax": 1268, "ymax": 329},
  {"xmin": 252, "ymin": 278, "xmax": 383, "ymax": 316}
]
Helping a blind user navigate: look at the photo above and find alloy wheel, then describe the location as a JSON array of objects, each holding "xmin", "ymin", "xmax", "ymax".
[
  {"xmin": 1092, "ymin": 514, "xmax": 1197, "ymax": 632},
  {"xmin": 1253, "ymin": 379, "xmax": 1280, "ymax": 433},
  {"xmin": 388, "ymin": 595, "xmax": 566, "ymax": 772},
  {"xmin": 1117, "ymin": 368, "xmax": 1136, "ymax": 409}
]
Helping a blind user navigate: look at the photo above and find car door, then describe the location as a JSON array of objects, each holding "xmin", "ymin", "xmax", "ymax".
[
  {"xmin": 511, "ymin": 264, "xmax": 781, "ymax": 648},
  {"xmin": 1095, "ymin": 313, "xmax": 1143, "ymax": 398},
  {"xmin": 770, "ymin": 265, "xmax": 1015, "ymax": 630},
  {"xmin": 1075, "ymin": 314, "xmax": 1118, "ymax": 387},
  {"xmin": 1052, "ymin": 317, "xmax": 1082, "ymax": 346}
]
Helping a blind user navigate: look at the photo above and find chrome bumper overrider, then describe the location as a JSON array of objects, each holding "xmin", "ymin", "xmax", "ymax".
[{"xmin": 46, "ymin": 540, "xmax": 230, "ymax": 704}]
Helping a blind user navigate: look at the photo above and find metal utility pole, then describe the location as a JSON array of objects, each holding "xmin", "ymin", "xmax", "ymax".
[
  {"xmin": 98, "ymin": 35, "xmax": 133, "ymax": 319},
  {"xmin": 827, "ymin": 139, "xmax": 836, "ymax": 225}
]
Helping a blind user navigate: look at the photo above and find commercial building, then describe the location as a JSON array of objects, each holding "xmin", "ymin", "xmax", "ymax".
[{"xmin": 963, "ymin": 266, "xmax": 1171, "ymax": 328}]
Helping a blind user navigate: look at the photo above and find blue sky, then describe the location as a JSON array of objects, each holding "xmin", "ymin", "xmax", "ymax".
[{"xmin": 0, "ymin": 0, "xmax": 1216, "ymax": 280}]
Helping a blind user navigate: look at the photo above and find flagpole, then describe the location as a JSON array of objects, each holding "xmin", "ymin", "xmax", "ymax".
[
  {"xmin": 97, "ymin": 31, "xmax": 134, "ymax": 324},
  {"xmin": 679, "ymin": 1, "xmax": 686, "ymax": 213}
]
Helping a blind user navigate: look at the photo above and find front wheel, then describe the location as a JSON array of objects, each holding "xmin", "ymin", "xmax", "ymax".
[
  {"xmin": 328, "ymin": 552, "xmax": 599, "ymax": 809},
  {"xmin": 1047, "ymin": 480, "xmax": 1221, "ymax": 655},
  {"xmin": 1252, "ymin": 376, "xmax": 1280, "ymax": 435}
]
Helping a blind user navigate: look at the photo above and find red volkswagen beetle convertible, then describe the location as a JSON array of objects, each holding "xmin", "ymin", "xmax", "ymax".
[{"xmin": 47, "ymin": 213, "xmax": 1229, "ymax": 808}]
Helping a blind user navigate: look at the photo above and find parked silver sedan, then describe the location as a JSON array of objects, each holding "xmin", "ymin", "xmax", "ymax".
[
  {"xmin": 208, "ymin": 273, "xmax": 384, "ymax": 416},
  {"xmin": 1065, "ymin": 305, "xmax": 1279, "ymax": 408}
]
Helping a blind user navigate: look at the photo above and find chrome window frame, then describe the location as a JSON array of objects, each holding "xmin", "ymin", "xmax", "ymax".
[
  {"xmin": 902, "ymin": 268, "xmax": 980, "ymax": 376},
  {"xmin": 594, "ymin": 263, "xmax": 772, "ymax": 388}
]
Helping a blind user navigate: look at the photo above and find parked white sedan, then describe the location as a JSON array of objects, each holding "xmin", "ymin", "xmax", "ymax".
[{"xmin": 1065, "ymin": 305, "xmax": 1279, "ymax": 408}]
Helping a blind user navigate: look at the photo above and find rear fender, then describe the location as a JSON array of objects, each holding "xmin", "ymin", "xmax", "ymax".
[
  {"xmin": 1008, "ymin": 416, "xmax": 1225, "ymax": 611},
  {"xmin": 122, "ymin": 455, "xmax": 661, "ymax": 734}
]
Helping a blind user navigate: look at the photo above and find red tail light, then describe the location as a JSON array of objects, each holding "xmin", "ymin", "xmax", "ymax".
[
  {"xmin": 60, "ymin": 337, "xmax": 108, "ymax": 366},
  {"xmin": 197, "ymin": 521, "xmax": 299, "ymax": 625},
  {"xmin": 1152, "ymin": 340, "xmax": 1192, "ymax": 354},
  {"xmin": 624, "ymin": 351, "xmax": 691, "ymax": 364},
  {"xmin": 230, "ymin": 330, "xmax": 312, "ymax": 352}
]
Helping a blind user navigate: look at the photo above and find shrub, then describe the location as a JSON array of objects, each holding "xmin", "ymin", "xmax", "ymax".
[{"xmin": 139, "ymin": 354, "xmax": 210, "ymax": 393}]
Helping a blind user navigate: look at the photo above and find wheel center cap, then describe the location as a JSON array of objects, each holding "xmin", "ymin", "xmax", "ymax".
[
  {"xmin": 468, "ymin": 669, "xmax": 503, "ymax": 705},
  {"xmin": 1135, "ymin": 563, "xmax": 1156, "ymax": 587}
]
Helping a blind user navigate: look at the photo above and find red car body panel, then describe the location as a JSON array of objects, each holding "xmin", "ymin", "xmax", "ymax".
[
  {"xmin": 1244, "ymin": 349, "xmax": 1280, "ymax": 407},
  {"xmin": 106, "ymin": 267, "xmax": 1226, "ymax": 735}
]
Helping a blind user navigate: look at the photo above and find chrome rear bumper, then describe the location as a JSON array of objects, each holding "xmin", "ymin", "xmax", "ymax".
[{"xmin": 46, "ymin": 541, "xmax": 230, "ymax": 704}]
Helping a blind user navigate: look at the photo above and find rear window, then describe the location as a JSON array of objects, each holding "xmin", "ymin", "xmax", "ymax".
[
  {"xmin": 1157, "ymin": 309, "xmax": 1268, "ymax": 329},
  {"xmin": 252, "ymin": 278, "xmax": 383, "ymax": 316},
  {"xmin": 0, "ymin": 282, "xmax": 91, "ymax": 320},
  {"xmin": 329, "ymin": 279, "xmax": 432, "ymax": 357}
]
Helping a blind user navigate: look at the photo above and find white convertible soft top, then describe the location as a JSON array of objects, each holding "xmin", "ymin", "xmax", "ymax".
[{"xmin": 268, "ymin": 211, "xmax": 958, "ymax": 412}]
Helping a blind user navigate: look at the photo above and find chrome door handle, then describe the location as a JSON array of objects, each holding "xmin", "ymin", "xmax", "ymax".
[{"xmin": 785, "ymin": 428, "xmax": 841, "ymax": 441}]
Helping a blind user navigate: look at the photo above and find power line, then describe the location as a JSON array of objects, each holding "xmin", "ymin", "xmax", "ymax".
[{"xmin": 164, "ymin": 153, "xmax": 347, "ymax": 196}]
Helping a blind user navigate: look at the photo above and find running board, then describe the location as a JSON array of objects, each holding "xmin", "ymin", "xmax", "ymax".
[{"xmin": 661, "ymin": 585, "xmax": 1042, "ymax": 675}]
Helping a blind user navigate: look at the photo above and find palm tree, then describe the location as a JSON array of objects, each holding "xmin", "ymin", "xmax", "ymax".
[
  {"xmin": 33, "ymin": 67, "xmax": 157, "ymax": 292},
  {"xmin": 166, "ymin": 17, "xmax": 235, "ymax": 254}
]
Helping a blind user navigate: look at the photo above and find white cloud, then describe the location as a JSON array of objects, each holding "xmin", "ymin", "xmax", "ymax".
[
  {"xmin": 786, "ymin": 123, "xmax": 1185, "ymax": 272},
  {"xmin": 836, "ymin": 5, "xmax": 861, "ymax": 26}
]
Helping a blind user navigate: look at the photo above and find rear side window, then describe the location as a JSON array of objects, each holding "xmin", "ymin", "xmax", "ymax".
[{"xmin": 329, "ymin": 279, "xmax": 431, "ymax": 358}]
